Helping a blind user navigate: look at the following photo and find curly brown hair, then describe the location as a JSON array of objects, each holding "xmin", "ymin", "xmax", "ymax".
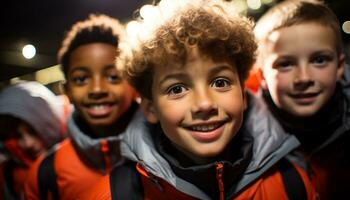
[
  {"xmin": 58, "ymin": 14, "xmax": 125, "ymax": 78},
  {"xmin": 254, "ymin": 0, "xmax": 342, "ymax": 65},
  {"xmin": 120, "ymin": 0, "xmax": 257, "ymax": 100}
]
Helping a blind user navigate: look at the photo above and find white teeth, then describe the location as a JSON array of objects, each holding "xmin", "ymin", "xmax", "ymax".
[
  {"xmin": 191, "ymin": 124, "xmax": 218, "ymax": 132},
  {"xmin": 90, "ymin": 105, "xmax": 108, "ymax": 110}
]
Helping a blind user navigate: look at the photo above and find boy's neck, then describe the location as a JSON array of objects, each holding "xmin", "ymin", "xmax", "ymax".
[{"xmin": 262, "ymin": 88, "xmax": 343, "ymax": 151}]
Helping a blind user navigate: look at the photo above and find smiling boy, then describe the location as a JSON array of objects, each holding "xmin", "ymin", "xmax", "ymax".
[
  {"xmin": 254, "ymin": 0, "xmax": 350, "ymax": 199},
  {"xmin": 84, "ymin": 1, "xmax": 316, "ymax": 199},
  {"xmin": 24, "ymin": 14, "xmax": 138, "ymax": 200}
]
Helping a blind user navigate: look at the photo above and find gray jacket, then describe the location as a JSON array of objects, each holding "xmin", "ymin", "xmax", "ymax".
[{"xmin": 120, "ymin": 93, "xmax": 300, "ymax": 199}]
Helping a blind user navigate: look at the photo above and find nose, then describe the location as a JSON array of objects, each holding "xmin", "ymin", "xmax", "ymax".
[
  {"xmin": 88, "ymin": 76, "xmax": 108, "ymax": 99},
  {"xmin": 17, "ymin": 131, "xmax": 38, "ymax": 150},
  {"xmin": 191, "ymin": 88, "xmax": 218, "ymax": 119},
  {"xmin": 293, "ymin": 65, "xmax": 315, "ymax": 90}
]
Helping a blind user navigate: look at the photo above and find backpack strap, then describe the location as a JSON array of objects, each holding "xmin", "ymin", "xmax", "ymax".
[
  {"xmin": 38, "ymin": 151, "xmax": 59, "ymax": 200},
  {"xmin": 277, "ymin": 158, "xmax": 307, "ymax": 200},
  {"xmin": 3, "ymin": 161, "xmax": 16, "ymax": 200},
  {"xmin": 110, "ymin": 161, "xmax": 143, "ymax": 200}
]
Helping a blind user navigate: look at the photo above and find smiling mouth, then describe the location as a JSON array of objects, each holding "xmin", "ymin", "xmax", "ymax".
[
  {"xmin": 186, "ymin": 123, "xmax": 223, "ymax": 132},
  {"xmin": 84, "ymin": 103, "xmax": 116, "ymax": 117},
  {"xmin": 184, "ymin": 121, "xmax": 227, "ymax": 142},
  {"xmin": 289, "ymin": 92, "xmax": 321, "ymax": 104},
  {"xmin": 290, "ymin": 92, "xmax": 320, "ymax": 98}
]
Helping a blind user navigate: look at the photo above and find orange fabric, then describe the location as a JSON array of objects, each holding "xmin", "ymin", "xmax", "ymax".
[
  {"xmin": 24, "ymin": 139, "xmax": 105, "ymax": 200},
  {"xmin": 84, "ymin": 162, "xmax": 317, "ymax": 200},
  {"xmin": 245, "ymin": 68, "xmax": 263, "ymax": 93},
  {"xmin": 0, "ymin": 163, "xmax": 29, "ymax": 200},
  {"xmin": 79, "ymin": 174, "xmax": 111, "ymax": 200},
  {"xmin": 306, "ymin": 144, "xmax": 349, "ymax": 200},
  {"xmin": 234, "ymin": 164, "xmax": 316, "ymax": 200},
  {"xmin": 100, "ymin": 139, "xmax": 111, "ymax": 173},
  {"xmin": 12, "ymin": 167, "xmax": 29, "ymax": 197},
  {"xmin": 4, "ymin": 139, "xmax": 33, "ymax": 167}
]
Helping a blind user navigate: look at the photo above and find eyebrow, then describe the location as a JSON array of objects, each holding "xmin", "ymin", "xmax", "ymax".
[
  {"xmin": 208, "ymin": 65, "xmax": 235, "ymax": 77},
  {"xmin": 104, "ymin": 64, "xmax": 116, "ymax": 69},
  {"xmin": 159, "ymin": 65, "xmax": 234, "ymax": 85},
  {"xmin": 69, "ymin": 66, "xmax": 89, "ymax": 74},
  {"xmin": 159, "ymin": 73, "xmax": 187, "ymax": 86}
]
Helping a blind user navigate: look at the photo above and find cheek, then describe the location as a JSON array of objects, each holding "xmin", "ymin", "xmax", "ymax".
[
  {"xmin": 114, "ymin": 84, "xmax": 134, "ymax": 103},
  {"xmin": 157, "ymin": 99, "xmax": 186, "ymax": 125},
  {"xmin": 66, "ymin": 87, "xmax": 85, "ymax": 103},
  {"xmin": 219, "ymin": 92, "xmax": 244, "ymax": 115},
  {"xmin": 316, "ymin": 69, "xmax": 339, "ymax": 88},
  {"xmin": 266, "ymin": 72, "xmax": 290, "ymax": 95}
]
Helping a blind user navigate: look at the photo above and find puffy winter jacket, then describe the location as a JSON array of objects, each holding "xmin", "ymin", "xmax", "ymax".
[
  {"xmin": 260, "ymin": 65, "xmax": 350, "ymax": 200},
  {"xmin": 0, "ymin": 81, "xmax": 70, "ymax": 200},
  {"xmin": 83, "ymin": 93, "xmax": 317, "ymax": 200},
  {"xmin": 24, "ymin": 103, "xmax": 139, "ymax": 200}
]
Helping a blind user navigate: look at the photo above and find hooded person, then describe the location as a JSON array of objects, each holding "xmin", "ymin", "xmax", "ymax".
[{"xmin": 0, "ymin": 81, "xmax": 70, "ymax": 200}]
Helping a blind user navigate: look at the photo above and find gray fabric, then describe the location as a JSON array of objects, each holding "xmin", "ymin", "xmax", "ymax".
[
  {"xmin": 68, "ymin": 109, "xmax": 145, "ymax": 173},
  {"xmin": 120, "ymin": 93, "xmax": 300, "ymax": 198},
  {"xmin": 0, "ymin": 81, "xmax": 65, "ymax": 148}
]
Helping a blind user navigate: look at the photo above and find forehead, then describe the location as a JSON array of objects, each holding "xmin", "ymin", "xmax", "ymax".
[
  {"xmin": 157, "ymin": 49, "xmax": 235, "ymax": 74},
  {"xmin": 265, "ymin": 22, "xmax": 337, "ymax": 53},
  {"xmin": 68, "ymin": 43, "xmax": 117, "ymax": 72}
]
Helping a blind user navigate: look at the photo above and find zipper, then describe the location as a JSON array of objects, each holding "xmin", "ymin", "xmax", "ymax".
[
  {"xmin": 100, "ymin": 139, "xmax": 111, "ymax": 173},
  {"xmin": 138, "ymin": 162, "xmax": 164, "ymax": 192},
  {"xmin": 216, "ymin": 162, "xmax": 224, "ymax": 200}
]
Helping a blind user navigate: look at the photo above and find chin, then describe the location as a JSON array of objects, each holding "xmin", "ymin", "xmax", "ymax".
[
  {"xmin": 193, "ymin": 145, "xmax": 225, "ymax": 157},
  {"xmin": 88, "ymin": 118, "xmax": 116, "ymax": 126},
  {"xmin": 290, "ymin": 108, "xmax": 319, "ymax": 118}
]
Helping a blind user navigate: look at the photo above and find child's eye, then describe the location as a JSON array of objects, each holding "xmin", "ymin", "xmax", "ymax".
[
  {"xmin": 211, "ymin": 78, "xmax": 231, "ymax": 88},
  {"xmin": 275, "ymin": 60, "xmax": 294, "ymax": 70},
  {"xmin": 107, "ymin": 74, "xmax": 122, "ymax": 83},
  {"xmin": 72, "ymin": 76, "xmax": 88, "ymax": 85},
  {"xmin": 166, "ymin": 84, "xmax": 188, "ymax": 96},
  {"xmin": 311, "ymin": 55, "xmax": 332, "ymax": 66}
]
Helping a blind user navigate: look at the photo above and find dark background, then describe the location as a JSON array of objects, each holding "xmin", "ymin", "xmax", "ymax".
[{"xmin": 0, "ymin": 0, "xmax": 349, "ymax": 83}]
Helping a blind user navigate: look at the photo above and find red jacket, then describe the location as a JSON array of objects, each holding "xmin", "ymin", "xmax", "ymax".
[
  {"xmin": 81, "ymin": 106, "xmax": 317, "ymax": 200},
  {"xmin": 25, "ymin": 139, "xmax": 107, "ymax": 200},
  {"xmin": 82, "ymin": 162, "xmax": 316, "ymax": 200},
  {"xmin": 25, "ymin": 103, "xmax": 139, "ymax": 200}
]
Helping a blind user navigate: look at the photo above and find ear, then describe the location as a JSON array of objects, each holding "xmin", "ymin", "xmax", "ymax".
[
  {"xmin": 243, "ymin": 91, "xmax": 248, "ymax": 111},
  {"xmin": 58, "ymin": 80, "xmax": 67, "ymax": 95},
  {"xmin": 141, "ymin": 98, "xmax": 159, "ymax": 124},
  {"xmin": 337, "ymin": 53, "xmax": 345, "ymax": 80},
  {"xmin": 258, "ymin": 68, "xmax": 268, "ymax": 90},
  {"xmin": 61, "ymin": 80, "xmax": 73, "ymax": 100}
]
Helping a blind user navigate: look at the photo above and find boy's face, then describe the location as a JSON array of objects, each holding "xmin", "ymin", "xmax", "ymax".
[
  {"xmin": 65, "ymin": 43, "xmax": 135, "ymax": 127},
  {"xmin": 260, "ymin": 22, "xmax": 344, "ymax": 117},
  {"xmin": 15, "ymin": 122, "xmax": 45, "ymax": 160},
  {"xmin": 143, "ymin": 49, "xmax": 245, "ymax": 159},
  {"xmin": 0, "ymin": 120, "xmax": 45, "ymax": 161}
]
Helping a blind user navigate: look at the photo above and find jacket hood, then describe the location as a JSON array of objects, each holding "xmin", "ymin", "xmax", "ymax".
[
  {"xmin": 120, "ymin": 92, "xmax": 300, "ymax": 199},
  {"xmin": 0, "ymin": 81, "xmax": 67, "ymax": 148}
]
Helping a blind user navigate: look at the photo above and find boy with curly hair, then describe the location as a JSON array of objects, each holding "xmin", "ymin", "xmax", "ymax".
[
  {"xmin": 24, "ymin": 14, "xmax": 138, "ymax": 200},
  {"xmin": 85, "ymin": 0, "xmax": 316, "ymax": 199},
  {"xmin": 254, "ymin": 0, "xmax": 350, "ymax": 199}
]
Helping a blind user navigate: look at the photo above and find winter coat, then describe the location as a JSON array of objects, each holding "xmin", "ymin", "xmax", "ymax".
[
  {"xmin": 261, "ymin": 66, "xmax": 350, "ymax": 200},
  {"xmin": 82, "ymin": 93, "xmax": 317, "ymax": 200},
  {"xmin": 24, "ymin": 103, "xmax": 138, "ymax": 200},
  {"xmin": 0, "ymin": 81, "xmax": 70, "ymax": 200}
]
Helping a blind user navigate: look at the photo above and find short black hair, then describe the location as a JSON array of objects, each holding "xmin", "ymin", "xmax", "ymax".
[{"xmin": 58, "ymin": 14, "xmax": 125, "ymax": 78}]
